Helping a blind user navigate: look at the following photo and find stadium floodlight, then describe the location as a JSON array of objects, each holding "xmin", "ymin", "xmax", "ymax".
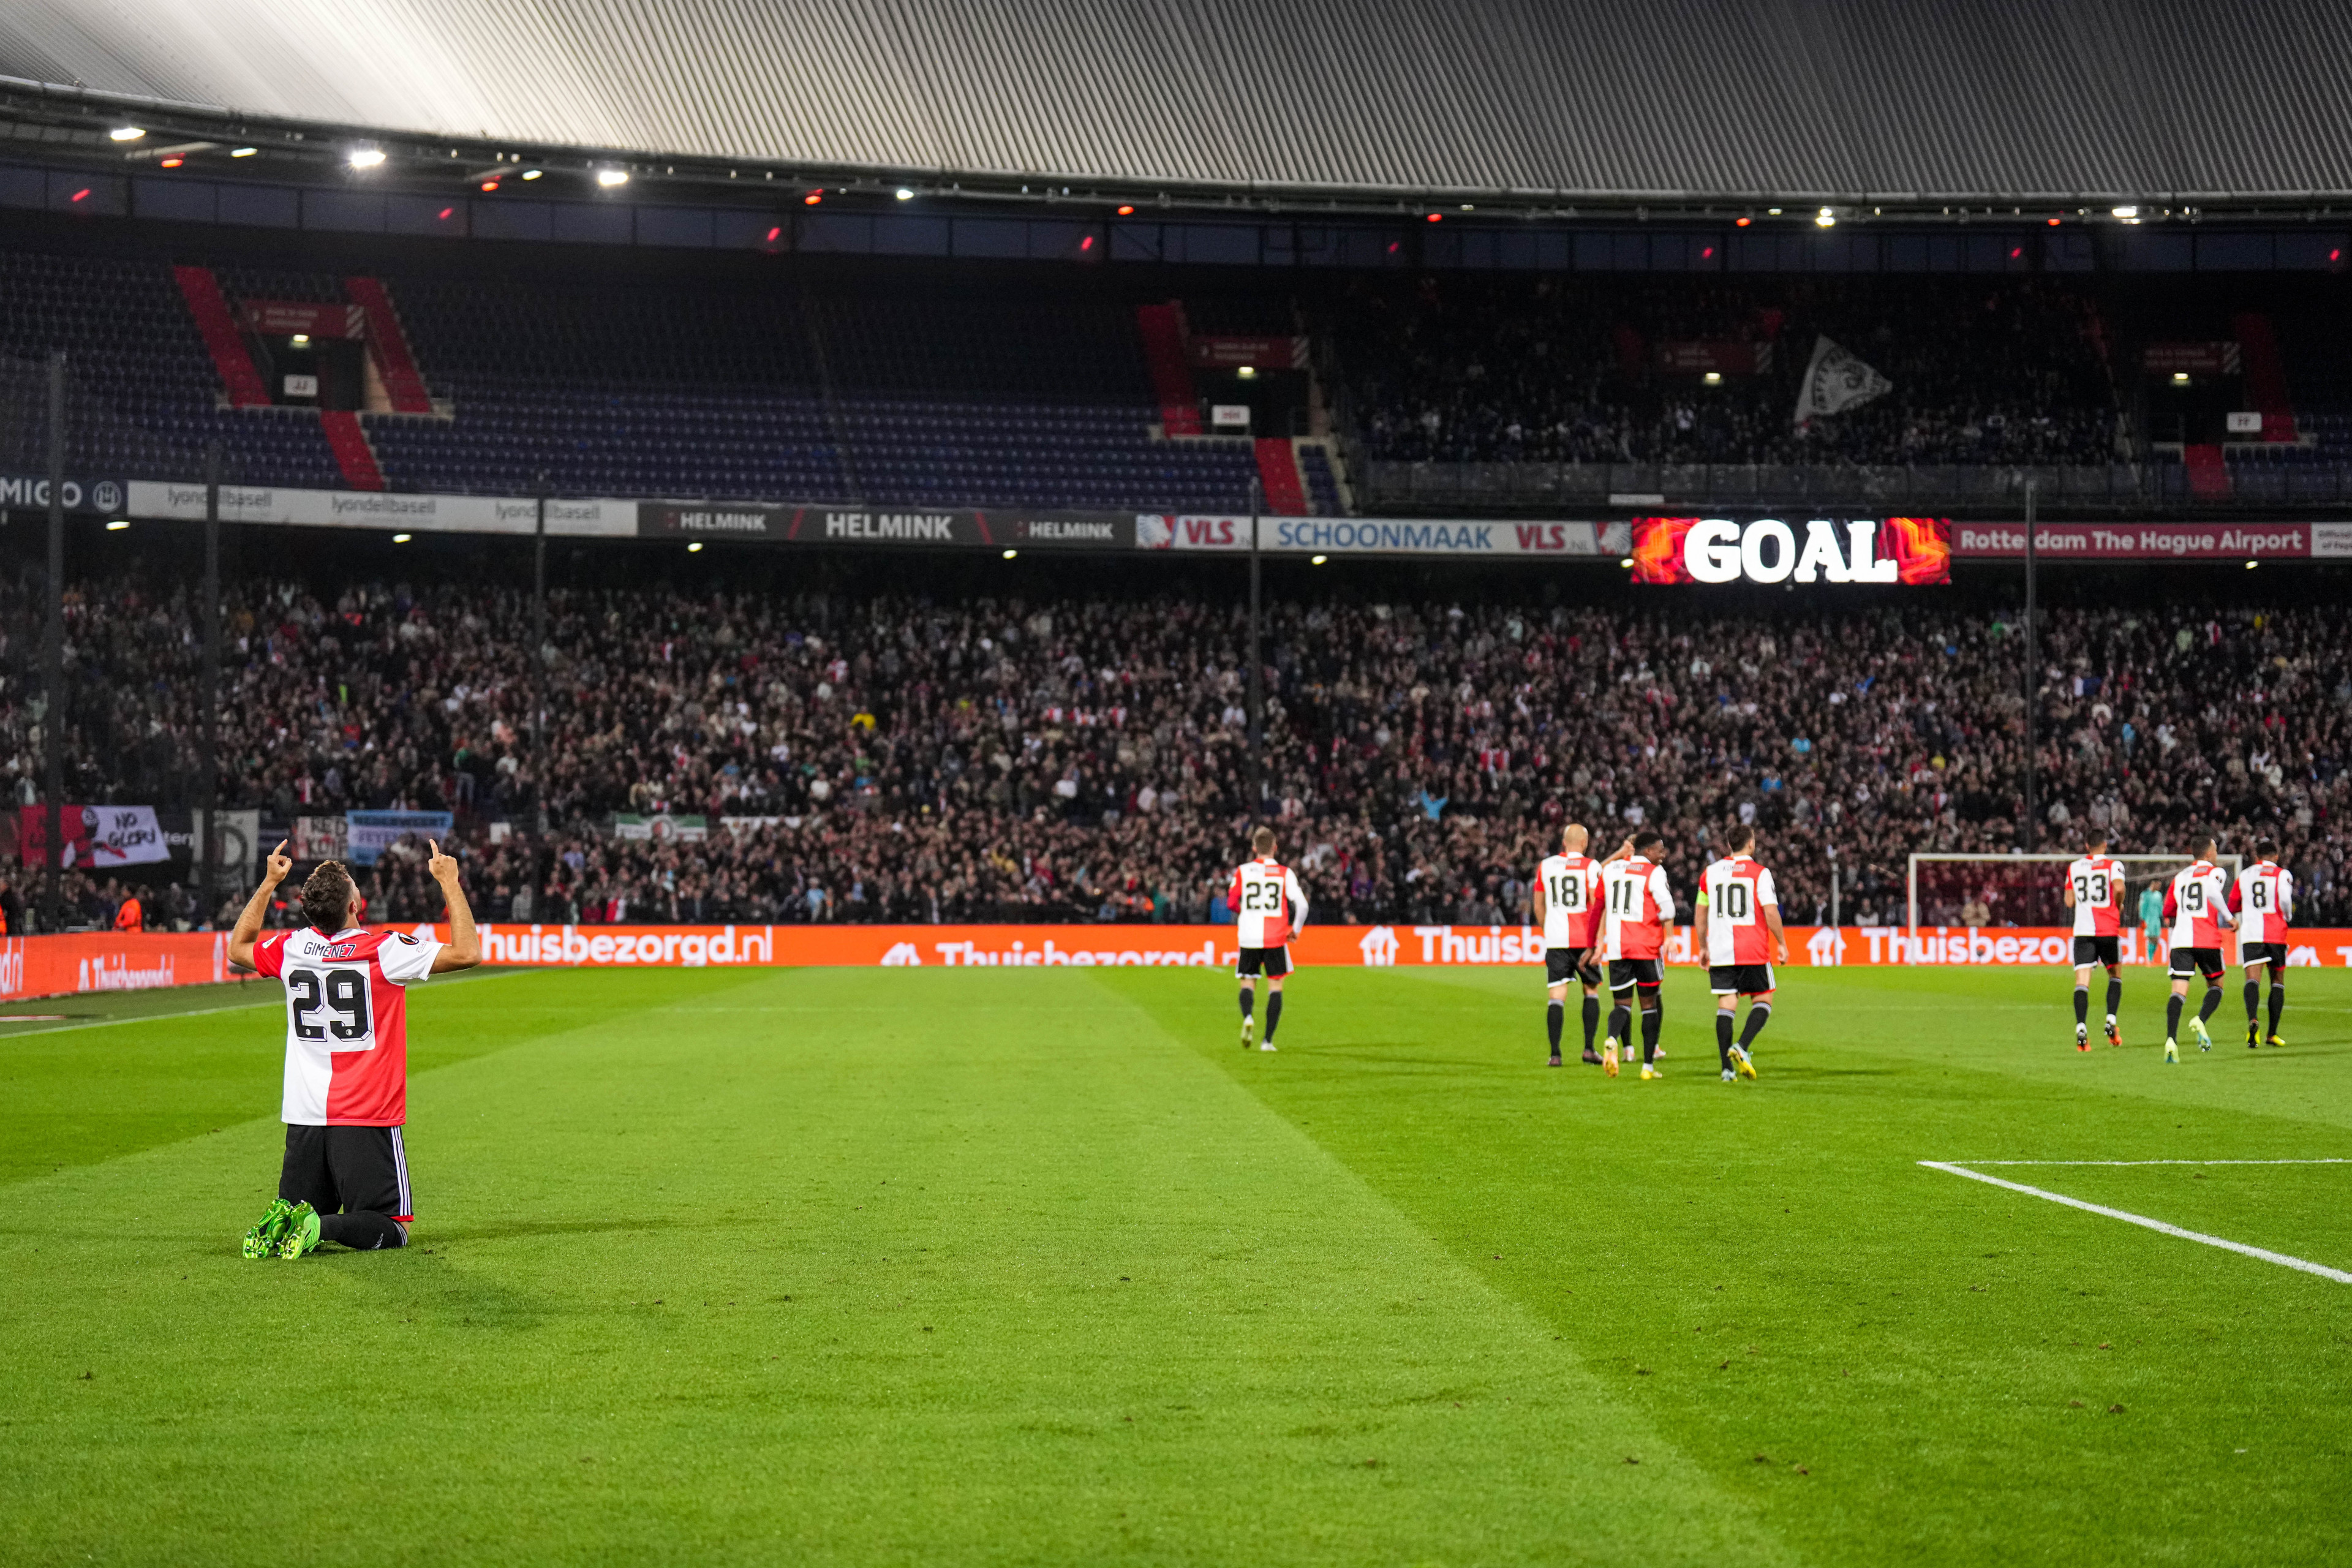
[
  {"xmin": 290, "ymin": 333, "xmax": 310, "ymax": 347},
  {"xmin": 519, "ymin": 168, "xmax": 541, "ymax": 180},
  {"xmin": 1703, "ymin": 371, "xmax": 1722, "ymax": 384},
  {"xmin": 1815, "ymin": 206, "xmax": 1837, "ymax": 227},
  {"xmin": 595, "ymin": 167, "xmax": 628, "ymax": 187},
  {"xmin": 347, "ymin": 146, "xmax": 385, "ymax": 169},
  {"xmin": 105, "ymin": 519, "xmax": 129, "ymax": 530},
  {"xmin": 108, "ymin": 126, "xmax": 145, "ymax": 141},
  {"xmin": 687, "ymin": 541, "xmax": 704, "ymax": 553},
  {"xmin": 2173, "ymin": 372, "xmax": 2190, "ymax": 384},
  {"xmin": 1116, "ymin": 204, "xmax": 1135, "ymax": 216},
  {"xmin": 1310, "ymin": 554, "xmax": 1329, "ymax": 565},
  {"xmin": 391, "ymin": 532, "xmax": 412, "ymax": 543},
  {"xmin": 1001, "ymin": 549, "xmax": 1018, "ymax": 560},
  {"xmin": 2111, "ymin": 204, "xmax": 2139, "ymax": 219},
  {"xmin": 895, "ymin": 187, "xmax": 914, "ymax": 200},
  {"xmin": 230, "ymin": 146, "xmax": 257, "ymax": 157}
]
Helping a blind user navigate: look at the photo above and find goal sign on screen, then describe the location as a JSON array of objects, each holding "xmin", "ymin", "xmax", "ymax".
[{"xmin": 1631, "ymin": 516, "xmax": 1952, "ymax": 585}]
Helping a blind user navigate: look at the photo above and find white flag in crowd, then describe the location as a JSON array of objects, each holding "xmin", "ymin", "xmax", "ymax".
[{"xmin": 1793, "ymin": 335, "xmax": 1891, "ymax": 424}]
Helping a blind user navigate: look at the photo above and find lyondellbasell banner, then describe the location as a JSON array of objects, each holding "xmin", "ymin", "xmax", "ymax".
[
  {"xmin": 1630, "ymin": 516, "xmax": 1953, "ymax": 584},
  {"xmin": 15, "ymin": 924, "xmax": 2352, "ymax": 1000}
]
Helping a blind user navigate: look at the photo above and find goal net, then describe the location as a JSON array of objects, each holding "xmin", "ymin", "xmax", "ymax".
[{"xmin": 1906, "ymin": 853, "xmax": 2241, "ymax": 943}]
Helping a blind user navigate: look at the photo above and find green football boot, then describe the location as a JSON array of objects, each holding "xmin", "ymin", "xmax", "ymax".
[
  {"xmin": 277, "ymin": 1202, "xmax": 322, "ymax": 1260},
  {"xmin": 2190, "ymin": 1016, "xmax": 2212, "ymax": 1052},
  {"xmin": 241, "ymin": 1197, "xmax": 296, "ymax": 1259}
]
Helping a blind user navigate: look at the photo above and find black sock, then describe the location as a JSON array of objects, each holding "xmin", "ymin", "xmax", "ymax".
[
  {"xmin": 1740, "ymin": 1002, "xmax": 1771, "ymax": 1050},
  {"xmin": 319, "ymin": 1212, "xmax": 406, "ymax": 1251},
  {"xmin": 2074, "ymin": 986, "xmax": 2090, "ymax": 1028},
  {"xmin": 1608, "ymin": 1001, "xmax": 1631, "ymax": 1046},
  {"xmin": 2105, "ymin": 977, "xmax": 2122, "ymax": 1021},
  {"xmin": 2198, "ymin": 985, "xmax": 2222, "ymax": 1023},
  {"xmin": 2269, "ymin": 986, "xmax": 2285, "ymax": 1036},
  {"xmin": 1547, "ymin": 1000, "xmax": 1564, "ymax": 1053},
  {"xmin": 1714, "ymin": 1011, "xmax": 1735, "ymax": 1069},
  {"xmin": 1640, "ymin": 1002, "xmax": 1661, "ymax": 1063},
  {"xmin": 1238, "ymin": 986, "xmax": 1253, "ymax": 1020},
  {"xmin": 1581, "ymin": 995, "xmax": 1600, "ymax": 1050},
  {"xmin": 2243, "ymin": 980, "xmax": 2261, "ymax": 1027},
  {"xmin": 1266, "ymin": 992, "xmax": 1283, "ymax": 1042},
  {"xmin": 2166, "ymin": 993, "xmax": 2184, "ymax": 1039}
]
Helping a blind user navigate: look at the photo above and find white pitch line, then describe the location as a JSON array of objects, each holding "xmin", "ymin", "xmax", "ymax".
[
  {"xmin": 1919, "ymin": 1161, "xmax": 2352, "ymax": 1284},
  {"xmin": 1960, "ymin": 1158, "xmax": 2352, "ymax": 1167}
]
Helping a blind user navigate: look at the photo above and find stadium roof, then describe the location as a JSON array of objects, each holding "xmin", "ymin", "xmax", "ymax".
[{"xmin": 5, "ymin": 0, "xmax": 2352, "ymax": 208}]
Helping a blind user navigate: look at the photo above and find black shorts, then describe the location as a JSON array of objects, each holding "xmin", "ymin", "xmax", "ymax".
[
  {"xmin": 1545, "ymin": 946, "xmax": 1600, "ymax": 987},
  {"xmin": 2073, "ymin": 936, "xmax": 2120, "ymax": 970},
  {"xmin": 2241, "ymin": 941, "xmax": 2290, "ymax": 971},
  {"xmin": 1608, "ymin": 957, "xmax": 1662, "ymax": 992},
  {"xmin": 1236, "ymin": 945, "xmax": 1291, "ymax": 978},
  {"xmin": 2169, "ymin": 946, "xmax": 2226, "ymax": 982},
  {"xmin": 279, "ymin": 1124, "xmax": 414, "ymax": 1222},
  {"xmin": 1709, "ymin": 963, "xmax": 1774, "ymax": 996}
]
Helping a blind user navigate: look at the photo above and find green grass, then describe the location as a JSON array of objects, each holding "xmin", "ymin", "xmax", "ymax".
[{"xmin": 2, "ymin": 961, "xmax": 2349, "ymax": 1566}]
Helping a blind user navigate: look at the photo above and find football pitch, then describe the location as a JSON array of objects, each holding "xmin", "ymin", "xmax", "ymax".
[{"xmin": 4, "ymin": 963, "xmax": 2350, "ymax": 1566}]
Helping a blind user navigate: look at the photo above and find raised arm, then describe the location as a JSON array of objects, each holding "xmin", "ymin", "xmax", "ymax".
[
  {"xmin": 427, "ymin": 839, "xmax": 482, "ymax": 973},
  {"xmin": 227, "ymin": 840, "xmax": 293, "ymax": 971}
]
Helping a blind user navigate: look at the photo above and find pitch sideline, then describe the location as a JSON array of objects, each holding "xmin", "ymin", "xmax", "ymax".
[{"xmin": 1920, "ymin": 1159, "xmax": 2352, "ymax": 1284}]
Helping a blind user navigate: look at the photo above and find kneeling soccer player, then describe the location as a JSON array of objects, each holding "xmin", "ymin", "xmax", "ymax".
[
  {"xmin": 1694, "ymin": 825, "xmax": 1784, "ymax": 1082},
  {"xmin": 1599, "ymin": 829, "xmax": 1675, "ymax": 1080},
  {"xmin": 230, "ymin": 838, "xmax": 480, "ymax": 1259},
  {"xmin": 2160, "ymin": 837, "xmax": 2233, "ymax": 1065}
]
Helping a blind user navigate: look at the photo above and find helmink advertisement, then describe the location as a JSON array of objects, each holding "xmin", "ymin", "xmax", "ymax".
[{"xmin": 10, "ymin": 924, "xmax": 2352, "ymax": 1003}]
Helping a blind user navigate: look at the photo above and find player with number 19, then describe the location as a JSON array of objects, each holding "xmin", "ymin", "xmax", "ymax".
[
  {"xmin": 227, "ymin": 839, "xmax": 480, "ymax": 1259},
  {"xmin": 2160, "ymin": 835, "xmax": 2234, "ymax": 1065}
]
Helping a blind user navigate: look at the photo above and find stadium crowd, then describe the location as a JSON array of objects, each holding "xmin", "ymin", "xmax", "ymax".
[
  {"xmin": 2, "ymin": 570, "xmax": 2346, "ymax": 930},
  {"xmin": 1337, "ymin": 276, "xmax": 2122, "ymax": 468}
]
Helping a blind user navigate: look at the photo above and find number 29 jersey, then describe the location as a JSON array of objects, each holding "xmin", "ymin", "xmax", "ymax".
[{"xmin": 254, "ymin": 925, "xmax": 443, "ymax": 1126}]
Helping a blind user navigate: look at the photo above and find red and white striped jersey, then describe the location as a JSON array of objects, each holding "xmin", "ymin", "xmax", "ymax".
[
  {"xmin": 2067, "ymin": 855, "xmax": 2126, "ymax": 938},
  {"xmin": 1536, "ymin": 852, "xmax": 1603, "ymax": 949},
  {"xmin": 2164, "ymin": 861, "xmax": 2233, "ymax": 949},
  {"xmin": 2234, "ymin": 860, "xmax": 2294, "ymax": 943},
  {"xmin": 1700, "ymin": 855, "xmax": 1778, "ymax": 966},
  {"xmin": 254, "ymin": 925, "xmax": 442, "ymax": 1126},
  {"xmin": 1601, "ymin": 856, "xmax": 1675, "ymax": 961},
  {"xmin": 1227, "ymin": 857, "xmax": 1308, "ymax": 948}
]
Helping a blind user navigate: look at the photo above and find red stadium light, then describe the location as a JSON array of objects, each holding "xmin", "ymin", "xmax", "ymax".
[
  {"xmin": 1425, "ymin": 213, "xmax": 1442, "ymax": 223},
  {"xmin": 1387, "ymin": 241, "xmax": 1400, "ymax": 253},
  {"xmin": 804, "ymin": 192, "xmax": 822, "ymax": 205},
  {"xmin": 69, "ymin": 188, "xmax": 89, "ymax": 203},
  {"xmin": 2010, "ymin": 247, "xmax": 2022, "ymax": 258},
  {"xmin": 2047, "ymin": 217, "xmax": 2061, "ymax": 226},
  {"xmin": 437, "ymin": 206, "xmax": 453, "ymax": 220},
  {"xmin": 1115, "ymin": 204, "xmax": 1134, "ymax": 216},
  {"xmin": 1702, "ymin": 246, "xmax": 1714, "ymax": 258},
  {"xmin": 479, "ymin": 179, "xmax": 499, "ymax": 192},
  {"xmin": 1080, "ymin": 235, "xmax": 1095, "ymax": 251},
  {"xmin": 1735, "ymin": 215, "xmax": 1751, "ymax": 227},
  {"xmin": 766, "ymin": 226, "xmax": 781, "ymax": 242},
  {"xmin": 159, "ymin": 157, "xmax": 184, "ymax": 168},
  {"xmin": 2334, "ymin": 249, "xmax": 2343, "ymax": 263}
]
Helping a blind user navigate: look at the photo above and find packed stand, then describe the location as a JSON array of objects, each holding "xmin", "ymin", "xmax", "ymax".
[
  {"xmin": 2, "ymin": 574, "xmax": 2346, "ymax": 930},
  {"xmin": 1332, "ymin": 275, "xmax": 2122, "ymax": 467}
]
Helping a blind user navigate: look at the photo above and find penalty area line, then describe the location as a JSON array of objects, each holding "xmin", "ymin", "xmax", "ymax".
[{"xmin": 1919, "ymin": 1161, "xmax": 2352, "ymax": 1284}]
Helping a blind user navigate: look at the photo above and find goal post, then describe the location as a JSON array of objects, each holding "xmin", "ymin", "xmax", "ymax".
[{"xmin": 1907, "ymin": 853, "xmax": 2241, "ymax": 953}]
